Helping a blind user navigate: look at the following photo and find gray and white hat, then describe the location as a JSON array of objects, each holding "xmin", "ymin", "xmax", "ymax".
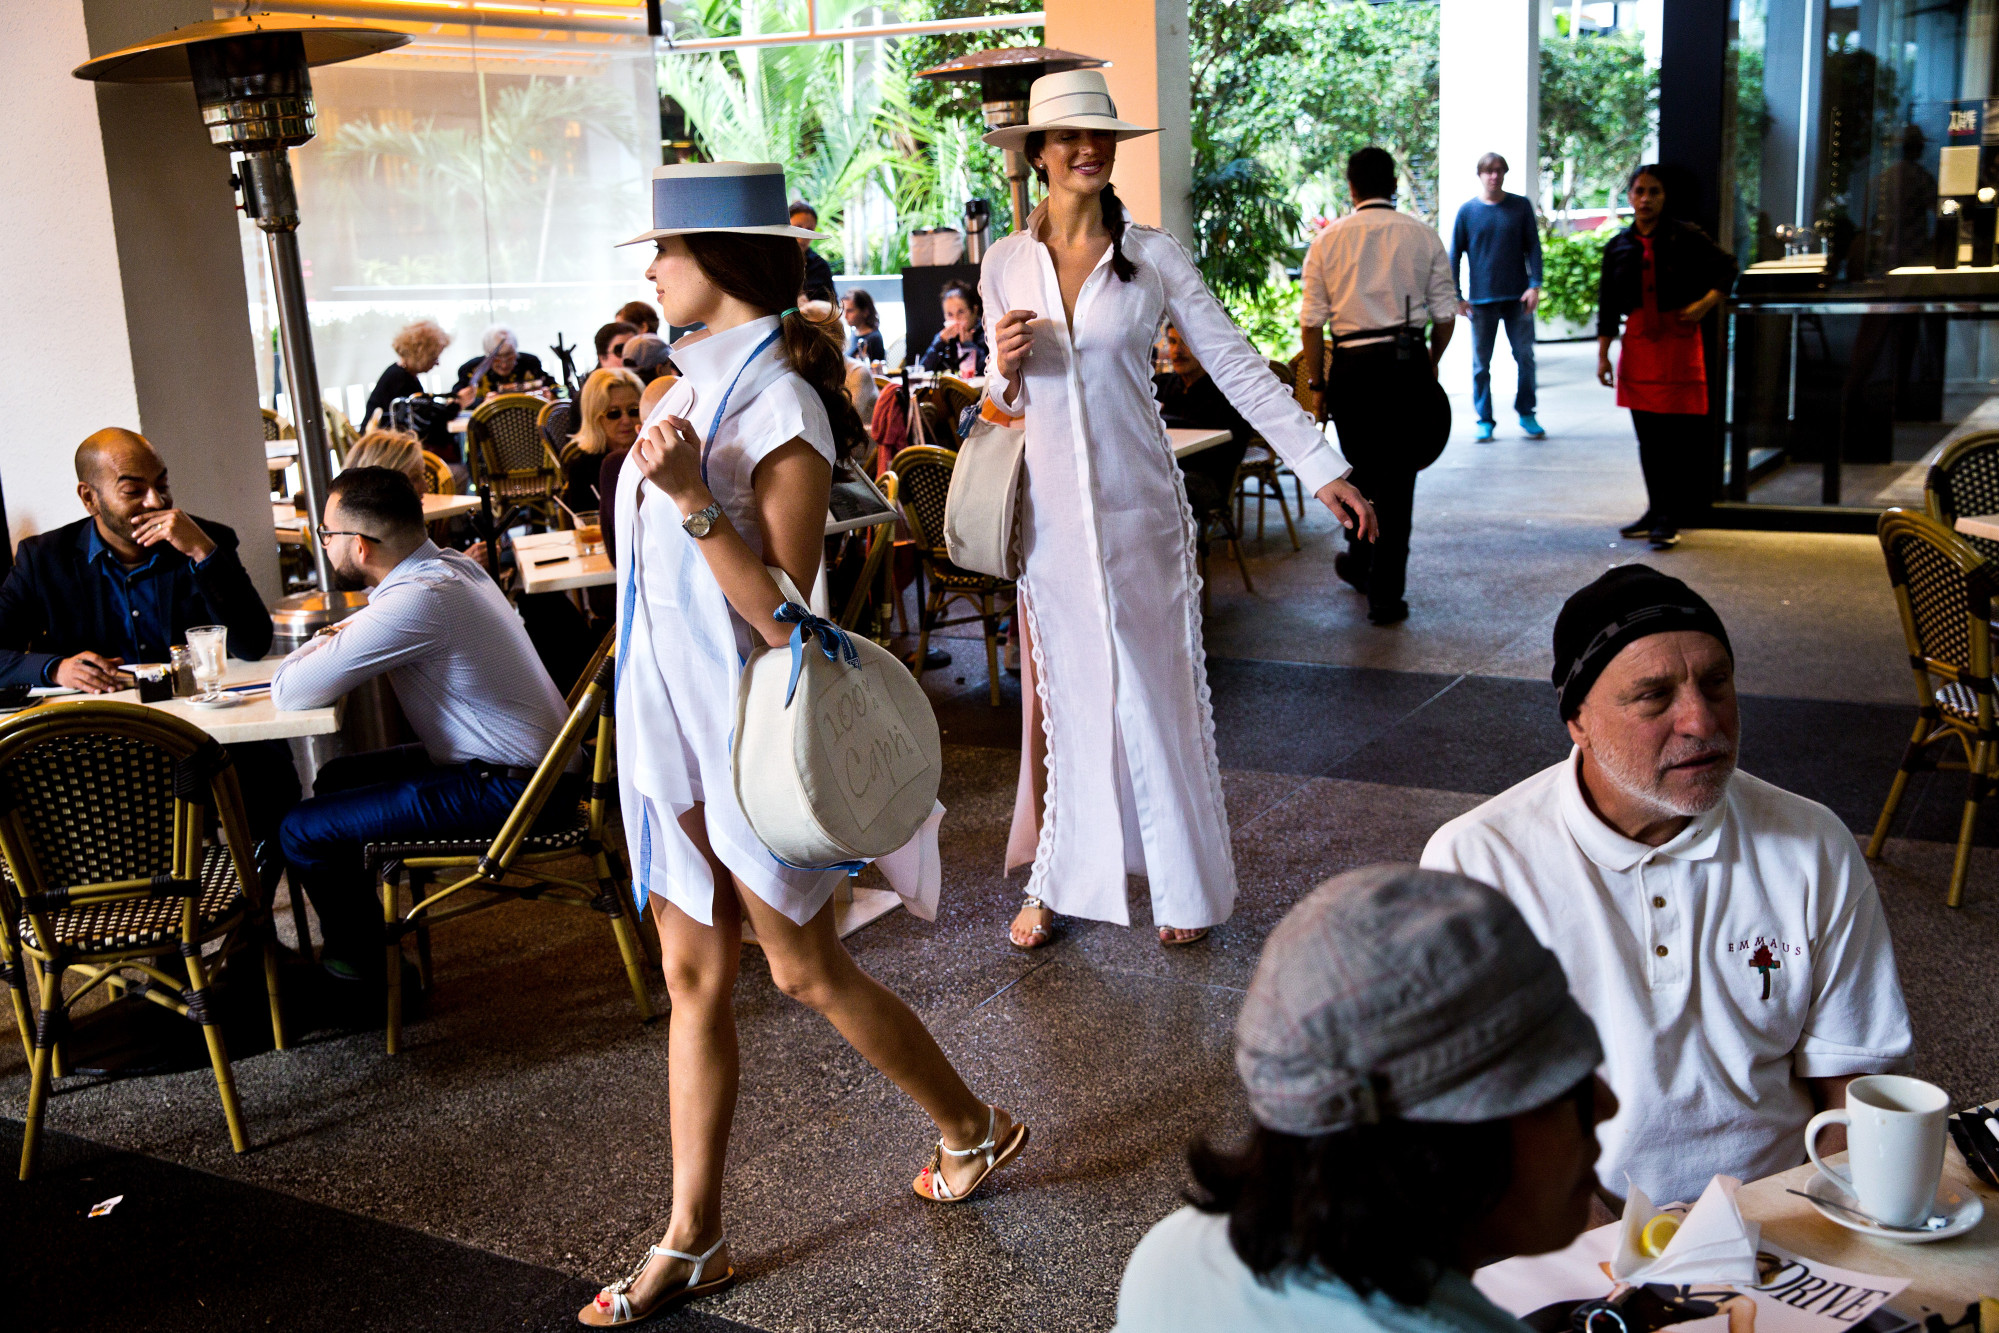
[
  {"xmin": 1236, "ymin": 865, "xmax": 1603, "ymax": 1137},
  {"xmin": 618, "ymin": 162, "xmax": 828, "ymax": 247},
  {"xmin": 981, "ymin": 70, "xmax": 1159, "ymax": 153}
]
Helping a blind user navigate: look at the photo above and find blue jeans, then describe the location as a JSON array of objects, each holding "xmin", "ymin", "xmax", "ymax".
[
  {"xmin": 279, "ymin": 745, "xmax": 530, "ymax": 965},
  {"xmin": 1470, "ymin": 299, "xmax": 1537, "ymax": 423}
]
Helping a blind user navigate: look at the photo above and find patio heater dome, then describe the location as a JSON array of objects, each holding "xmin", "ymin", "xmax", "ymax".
[
  {"xmin": 916, "ymin": 46, "xmax": 1107, "ymax": 230},
  {"xmin": 75, "ymin": 14, "xmax": 409, "ymax": 601}
]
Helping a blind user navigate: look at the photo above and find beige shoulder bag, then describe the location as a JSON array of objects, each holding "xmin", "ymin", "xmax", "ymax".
[
  {"xmin": 732, "ymin": 570, "xmax": 942, "ymax": 869},
  {"xmin": 942, "ymin": 401, "xmax": 1027, "ymax": 580}
]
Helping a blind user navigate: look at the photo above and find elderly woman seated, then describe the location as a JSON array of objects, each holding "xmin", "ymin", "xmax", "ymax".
[
  {"xmin": 1114, "ymin": 865, "xmax": 1616, "ymax": 1333},
  {"xmin": 452, "ymin": 324, "xmax": 548, "ymax": 405}
]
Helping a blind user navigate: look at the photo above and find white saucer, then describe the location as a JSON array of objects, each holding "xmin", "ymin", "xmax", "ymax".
[
  {"xmin": 1802, "ymin": 1170, "xmax": 1984, "ymax": 1243},
  {"xmin": 185, "ymin": 694, "xmax": 242, "ymax": 710}
]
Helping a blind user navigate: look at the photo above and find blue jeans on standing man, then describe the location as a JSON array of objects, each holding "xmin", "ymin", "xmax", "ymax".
[{"xmin": 1470, "ymin": 299, "xmax": 1537, "ymax": 424}]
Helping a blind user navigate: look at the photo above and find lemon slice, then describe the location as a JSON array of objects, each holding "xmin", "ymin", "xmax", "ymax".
[{"xmin": 1639, "ymin": 1214, "xmax": 1680, "ymax": 1258}]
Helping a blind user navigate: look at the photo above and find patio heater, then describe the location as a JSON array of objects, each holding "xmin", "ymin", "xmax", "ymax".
[
  {"xmin": 916, "ymin": 46, "xmax": 1106, "ymax": 231},
  {"xmin": 75, "ymin": 14, "xmax": 409, "ymax": 599}
]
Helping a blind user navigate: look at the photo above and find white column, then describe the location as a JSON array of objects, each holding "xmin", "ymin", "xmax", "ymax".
[
  {"xmin": 1438, "ymin": 0, "xmax": 1539, "ymax": 243},
  {"xmin": 1045, "ymin": 0, "xmax": 1194, "ymax": 247},
  {"xmin": 0, "ymin": 0, "xmax": 143, "ymax": 545}
]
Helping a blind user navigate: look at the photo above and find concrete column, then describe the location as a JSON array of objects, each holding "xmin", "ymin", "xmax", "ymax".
[
  {"xmin": 1438, "ymin": 0, "xmax": 1539, "ymax": 241},
  {"xmin": 0, "ymin": 0, "xmax": 143, "ymax": 547},
  {"xmin": 79, "ymin": 0, "xmax": 278, "ymax": 601},
  {"xmin": 1045, "ymin": 0, "xmax": 1193, "ymax": 247}
]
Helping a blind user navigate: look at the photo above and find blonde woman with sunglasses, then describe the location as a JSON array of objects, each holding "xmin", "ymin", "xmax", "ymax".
[{"xmin": 566, "ymin": 367, "xmax": 646, "ymax": 511}]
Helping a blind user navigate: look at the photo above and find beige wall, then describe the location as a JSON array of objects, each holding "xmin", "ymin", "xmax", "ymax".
[
  {"xmin": 1045, "ymin": 0, "xmax": 1194, "ymax": 247},
  {"xmin": 79, "ymin": 0, "xmax": 278, "ymax": 601},
  {"xmin": 0, "ymin": 0, "xmax": 143, "ymax": 546}
]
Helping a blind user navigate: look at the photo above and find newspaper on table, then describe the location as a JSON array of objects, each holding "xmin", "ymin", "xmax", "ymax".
[{"xmin": 1476, "ymin": 1176, "xmax": 1909, "ymax": 1333}]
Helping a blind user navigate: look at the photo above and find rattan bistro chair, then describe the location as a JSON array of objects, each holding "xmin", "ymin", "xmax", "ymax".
[
  {"xmin": 468, "ymin": 393, "xmax": 563, "ymax": 529},
  {"xmin": 889, "ymin": 445, "xmax": 1014, "ymax": 706},
  {"xmin": 0, "ymin": 702, "xmax": 287, "ymax": 1178},
  {"xmin": 1868, "ymin": 509, "xmax": 1999, "ymax": 908},
  {"xmin": 260, "ymin": 407, "xmax": 294, "ymax": 442},
  {"xmin": 1924, "ymin": 429, "xmax": 1999, "ymax": 563},
  {"xmin": 365, "ymin": 635, "xmax": 652, "ymax": 1053}
]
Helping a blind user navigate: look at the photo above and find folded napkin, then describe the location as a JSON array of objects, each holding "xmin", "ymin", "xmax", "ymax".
[{"xmin": 1611, "ymin": 1175, "xmax": 1761, "ymax": 1285}]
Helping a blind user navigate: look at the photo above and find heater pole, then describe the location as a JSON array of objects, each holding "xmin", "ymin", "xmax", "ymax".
[{"xmin": 245, "ymin": 150, "xmax": 338, "ymax": 595}]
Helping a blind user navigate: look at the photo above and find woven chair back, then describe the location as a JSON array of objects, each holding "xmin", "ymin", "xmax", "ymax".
[
  {"xmin": 887, "ymin": 445, "xmax": 956, "ymax": 556},
  {"xmin": 323, "ymin": 403, "xmax": 358, "ymax": 466},
  {"xmin": 1924, "ymin": 430, "xmax": 1999, "ymax": 563},
  {"xmin": 420, "ymin": 450, "xmax": 453, "ymax": 496},
  {"xmin": 539, "ymin": 399, "xmax": 580, "ymax": 457},
  {"xmin": 260, "ymin": 408, "xmax": 293, "ymax": 442},
  {"xmin": 0, "ymin": 704, "xmax": 255, "ymax": 941},
  {"xmin": 1877, "ymin": 510, "xmax": 1996, "ymax": 719},
  {"xmin": 1284, "ymin": 349, "xmax": 1322, "ymax": 417},
  {"xmin": 480, "ymin": 633, "xmax": 614, "ymax": 874},
  {"xmin": 469, "ymin": 394, "xmax": 555, "ymax": 484}
]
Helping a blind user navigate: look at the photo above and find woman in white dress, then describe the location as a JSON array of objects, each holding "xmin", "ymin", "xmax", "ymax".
[
  {"xmin": 980, "ymin": 73, "xmax": 1378, "ymax": 950},
  {"xmin": 582, "ymin": 163, "xmax": 1028, "ymax": 1327}
]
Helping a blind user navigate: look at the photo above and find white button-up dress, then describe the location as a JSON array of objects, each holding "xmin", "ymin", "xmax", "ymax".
[
  {"xmin": 981, "ymin": 213, "xmax": 1351, "ymax": 928},
  {"xmin": 614, "ymin": 316, "xmax": 940, "ymax": 927}
]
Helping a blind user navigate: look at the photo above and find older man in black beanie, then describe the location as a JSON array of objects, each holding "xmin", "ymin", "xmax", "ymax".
[{"xmin": 1422, "ymin": 565, "xmax": 1910, "ymax": 1208}]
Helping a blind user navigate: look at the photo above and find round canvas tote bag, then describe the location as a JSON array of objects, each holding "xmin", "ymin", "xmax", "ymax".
[{"xmin": 732, "ymin": 570, "xmax": 942, "ymax": 868}]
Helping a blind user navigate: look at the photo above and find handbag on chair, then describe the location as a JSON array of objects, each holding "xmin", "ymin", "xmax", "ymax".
[
  {"xmin": 941, "ymin": 402, "xmax": 1028, "ymax": 579},
  {"xmin": 732, "ymin": 570, "xmax": 942, "ymax": 868}
]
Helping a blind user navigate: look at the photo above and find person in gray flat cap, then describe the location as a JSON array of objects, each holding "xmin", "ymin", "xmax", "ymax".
[{"xmin": 1114, "ymin": 865, "xmax": 1616, "ymax": 1333}]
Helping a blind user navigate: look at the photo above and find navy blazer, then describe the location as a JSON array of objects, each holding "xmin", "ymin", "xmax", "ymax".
[{"xmin": 0, "ymin": 515, "xmax": 273, "ymax": 687}]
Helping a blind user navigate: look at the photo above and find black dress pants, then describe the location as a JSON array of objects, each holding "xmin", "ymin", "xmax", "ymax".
[
  {"xmin": 1327, "ymin": 350, "xmax": 1428, "ymax": 614},
  {"xmin": 1630, "ymin": 409, "xmax": 1707, "ymax": 528}
]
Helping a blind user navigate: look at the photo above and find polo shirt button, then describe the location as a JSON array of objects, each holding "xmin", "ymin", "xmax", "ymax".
[
  {"xmin": 1652, "ymin": 896, "xmax": 1666, "ymax": 908},
  {"xmin": 1655, "ymin": 944, "xmax": 1669, "ymax": 957}
]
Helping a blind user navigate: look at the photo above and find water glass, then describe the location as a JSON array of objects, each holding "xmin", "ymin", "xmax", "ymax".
[{"xmin": 185, "ymin": 625, "xmax": 228, "ymax": 702}]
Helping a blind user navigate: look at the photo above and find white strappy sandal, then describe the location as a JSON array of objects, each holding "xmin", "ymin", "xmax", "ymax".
[
  {"xmin": 1009, "ymin": 896, "xmax": 1054, "ymax": 949},
  {"xmin": 912, "ymin": 1105, "xmax": 1031, "ymax": 1205},
  {"xmin": 579, "ymin": 1234, "xmax": 733, "ymax": 1326}
]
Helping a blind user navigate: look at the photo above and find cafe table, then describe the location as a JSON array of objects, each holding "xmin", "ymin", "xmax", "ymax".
[
  {"xmin": 1169, "ymin": 426, "xmax": 1233, "ymax": 459},
  {"xmin": 514, "ymin": 529, "xmax": 612, "ymax": 597},
  {"xmin": 1736, "ymin": 1113, "xmax": 1998, "ymax": 1318},
  {"xmin": 35, "ymin": 654, "xmax": 340, "ymax": 745},
  {"xmin": 1954, "ymin": 514, "xmax": 1999, "ymax": 544}
]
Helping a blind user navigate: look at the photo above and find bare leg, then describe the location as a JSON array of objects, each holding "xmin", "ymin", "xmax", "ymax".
[{"xmin": 736, "ymin": 879, "xmax": 1014, "ymax": 1197}]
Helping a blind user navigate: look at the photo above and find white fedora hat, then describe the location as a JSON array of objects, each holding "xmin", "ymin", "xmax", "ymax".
[
  {"xmin": 617, "ymin": 161, "xmax": 829, "ymax": 247},
  {"xmin": 981, "ymin": 69, "xmax": 1158, "ymax": 153}
]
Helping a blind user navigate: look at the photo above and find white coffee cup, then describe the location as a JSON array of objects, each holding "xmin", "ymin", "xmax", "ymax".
[{"xmin": 1804, "ymin": 1074, "xmax": 1949, "ymax": 1228}]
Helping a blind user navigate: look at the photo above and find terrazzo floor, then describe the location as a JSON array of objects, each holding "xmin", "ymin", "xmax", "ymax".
[{"xmin": 9, "ymin": 342, "xmax": 1997, "ymax": 1332}]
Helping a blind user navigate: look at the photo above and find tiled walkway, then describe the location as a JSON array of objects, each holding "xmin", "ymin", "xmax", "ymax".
[{"xmin": 9, "ymin": 343, "xmax": 1998, "ymax": 1332}]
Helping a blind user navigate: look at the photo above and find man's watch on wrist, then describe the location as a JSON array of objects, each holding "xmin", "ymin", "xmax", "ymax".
[{"xmin": 681, "ymin": 501, "xmax": 724, "ymax": 539}]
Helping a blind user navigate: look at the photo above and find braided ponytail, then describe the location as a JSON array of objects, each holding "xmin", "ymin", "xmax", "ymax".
[
  {"xmin": 1025, "ymin": 130, "xmax": 1139, "ymax": 283},
  {"xmin": 681, "ymin": 232, "xmax": 868, "ymax": 459}
]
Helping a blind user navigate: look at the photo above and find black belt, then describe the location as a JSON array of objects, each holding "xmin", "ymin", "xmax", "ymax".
[
  {"xmin": 464, "ymin": 759, "xmax": 541, "ymax": 782},
  {"xmin": 1332, "ymin": 324, "xmax": 1427, "ymax": 360}
]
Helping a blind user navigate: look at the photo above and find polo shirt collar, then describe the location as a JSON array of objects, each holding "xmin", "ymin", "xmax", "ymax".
[
  {"xmin": 1557, "ymin": 746, "xmax": 1729, "ymax": 872},
  {"xmin": 668, "ymin": 315, "xmax": 780, "ymax": 390}
]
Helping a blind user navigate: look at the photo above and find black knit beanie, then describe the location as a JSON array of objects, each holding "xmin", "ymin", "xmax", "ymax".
[{"xmin": 1551, "ymin": 566, "xmax": 1732, "ymax": 720}]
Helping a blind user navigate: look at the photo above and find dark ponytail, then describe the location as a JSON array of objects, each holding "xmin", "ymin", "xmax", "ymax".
[
  {"xmin": 1025, "ymin": 130, "xmax": 1138, "ymax": 283},
  {"xmin": 681, "ymin": 231, "xmax": 868, "ymax": 459}
]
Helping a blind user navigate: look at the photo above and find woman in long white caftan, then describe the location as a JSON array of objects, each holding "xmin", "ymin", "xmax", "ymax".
[
  {"xmin": 578, "ymin": 163, "xmax": 1027, "ymax": 1329},
  {"xmin": 978, "ymin": 72, "xmax": 1377, "ymax": 949}
]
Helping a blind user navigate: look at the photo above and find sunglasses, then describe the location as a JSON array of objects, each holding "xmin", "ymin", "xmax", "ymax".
[{"xmin": 601, "ymin": 407, "xmax": 640, "ymax": 421}]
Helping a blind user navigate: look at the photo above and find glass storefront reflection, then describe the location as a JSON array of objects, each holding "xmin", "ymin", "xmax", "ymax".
[
  {"xmin": 1725, "ymin": 0, "xmax": 1999, "ymax": 512},
  {"xmin": 240, "ymin": 40, "xmax": 660, "ymax": 430}
]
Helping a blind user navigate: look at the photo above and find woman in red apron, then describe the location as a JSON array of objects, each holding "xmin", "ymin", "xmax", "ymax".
[{"xmin": 1596, "ymin": 165, "xmax": 1737, "ymax": 549}]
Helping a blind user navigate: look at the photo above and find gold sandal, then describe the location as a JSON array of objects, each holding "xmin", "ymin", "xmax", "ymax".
[
  {"xmin": 913, "ymin": 1106, "xmax": 1030, "ymax": 1205},
  {"xmin": 578, "ymin": 1235, "xmax": 733, "ymax": 1326}
]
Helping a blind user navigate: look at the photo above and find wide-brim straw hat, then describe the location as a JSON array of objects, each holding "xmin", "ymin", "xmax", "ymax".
[
  {"xmin": 982, "ymin": 69, "xmax": 1159, "ymax": 152},
  {"xmin": 617, "ymin": 162, "xmax": 828, "ymax": 247}
]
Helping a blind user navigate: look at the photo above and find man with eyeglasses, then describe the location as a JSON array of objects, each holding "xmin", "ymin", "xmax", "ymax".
[{"xmin": 272, "ymin": 467, "xmax": 574, "ymax": 985}]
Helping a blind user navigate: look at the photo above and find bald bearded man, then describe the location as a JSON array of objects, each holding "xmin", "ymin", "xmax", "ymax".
[{"xmin": 0, "ymin": 428, "xmax": 273, "ymax": 689}]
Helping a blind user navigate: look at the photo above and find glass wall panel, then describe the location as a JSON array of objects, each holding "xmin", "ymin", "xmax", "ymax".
[
  {"xmin": 243, "ymin": 32, "xmax": 661, "ymax": 430},
  {"xmin": 1723, "ymin": 0, "xmax": 1999, "ymax": 511}
]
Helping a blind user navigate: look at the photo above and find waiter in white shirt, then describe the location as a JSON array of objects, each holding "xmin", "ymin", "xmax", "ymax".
[
  {"xmin": 1421, "ymin": 566, "xmax": 1913, "ymax": 1206},
  {"xmin": 1300, "ymin": 147, "xmax": 1458, "ymax": 627}
]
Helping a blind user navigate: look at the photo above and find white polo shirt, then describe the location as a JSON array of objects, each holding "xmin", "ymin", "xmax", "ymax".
[{"xmin": 1420, "ymin": 751, "xmax": 1912, "ymax": 1204}]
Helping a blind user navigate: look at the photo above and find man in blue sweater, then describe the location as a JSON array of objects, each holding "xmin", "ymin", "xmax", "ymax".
[{"xmin": 1450, "ymin": 153, "xmax": 1545, "ymax": 441}]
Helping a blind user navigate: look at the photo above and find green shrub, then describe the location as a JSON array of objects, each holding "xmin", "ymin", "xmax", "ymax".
[{"xmin": 1537, "ymin": 220, "xmax": 1620, "ymax": 329}]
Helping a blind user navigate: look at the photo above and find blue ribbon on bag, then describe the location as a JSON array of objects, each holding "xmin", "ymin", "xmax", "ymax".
[{"xmin": 774, "ymin": 601, "xmax": 859, "ymax": 706}]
